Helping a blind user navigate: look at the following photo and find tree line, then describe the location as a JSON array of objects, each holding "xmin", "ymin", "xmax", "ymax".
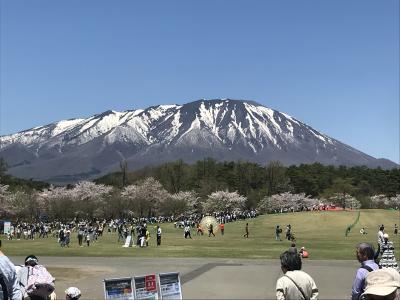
[
  {"xmin": 0, "ymin": 157, "xmax": 399, "ymax": 221},
  {"xmin": 96, "ymin": 159, "xmax": 400, "ymax": 208}
]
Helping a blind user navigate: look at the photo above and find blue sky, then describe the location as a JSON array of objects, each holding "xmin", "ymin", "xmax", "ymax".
[{"xmin": 1, "ymin": 1, "xmax": 399, "ymax": 163}]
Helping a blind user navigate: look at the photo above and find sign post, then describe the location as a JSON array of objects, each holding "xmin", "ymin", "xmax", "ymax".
[
  {"xmin": 3, "ymin": 221, "xmax": 11, "ymax": 235},
  {"xmin": 158, "ymin": 273, "xmax": 182, "ymax": 300},
  {"xmin": 103, "ymin": 277, "xmax": 134, "ymax": 300},
  {"xmin": 134, "ymin": 275, "xmax": 159, "ymax": 300}
]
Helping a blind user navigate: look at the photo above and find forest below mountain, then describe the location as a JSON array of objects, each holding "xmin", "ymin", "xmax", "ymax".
[{"xmin": 96, "ymin": 159, "xmax": 400, "ymax": 209}]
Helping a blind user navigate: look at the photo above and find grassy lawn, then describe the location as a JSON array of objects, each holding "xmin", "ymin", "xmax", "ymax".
[{"xmin": 2, "ymin": 209, "xmax": 399, "ymax": 260}]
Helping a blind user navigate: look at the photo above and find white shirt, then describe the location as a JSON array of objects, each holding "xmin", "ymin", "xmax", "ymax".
[{"xmin": 276, "ymin": 270, "xmax": 318, "ymax": 300}]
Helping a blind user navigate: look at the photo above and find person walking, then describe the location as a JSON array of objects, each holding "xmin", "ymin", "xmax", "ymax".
[
  {"xmin": 351, "ymin": 243, "xmax": 379, "ymax": 300},
  {"xmin": 276, "ymin": 250, "xmax": 318, "ymax": 299},
  {"xmin": 394, "ymin": 224, "xmax": 398, "ymax": 235},
  {"xmin": 208, "ymin": 224, "xmax": 215, "ymax": 237},
  {"xmin": 243, "ymin": 223, "xmax": 249, "ymax": 238}
]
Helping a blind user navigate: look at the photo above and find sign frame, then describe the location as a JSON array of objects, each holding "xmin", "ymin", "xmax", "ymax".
[
  {"xmin": 158, "ymin": 272, "xmax": 182, "ymax": 300},
  {"xmin": 103, "ymin": 277, "xmax": 135, "ymax": 300},
  {"xmin": 133, "ymin": 274, "xmax": 159, "ymax": 300}
]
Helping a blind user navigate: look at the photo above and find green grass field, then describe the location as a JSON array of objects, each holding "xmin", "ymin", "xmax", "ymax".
[{"xmin": 2, "ymin": 209, "xmax": 399, "ymax": 260}]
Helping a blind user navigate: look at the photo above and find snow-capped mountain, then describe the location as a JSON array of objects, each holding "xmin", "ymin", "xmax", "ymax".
[{"xmin": 0, "ymin": 99, "xmax": 397, "ymax": 183}]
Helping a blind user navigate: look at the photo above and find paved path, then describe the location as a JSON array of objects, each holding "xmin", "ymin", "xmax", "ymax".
[{"xmin": 10, "ymin": 256, "xmax": 358, "ymax": 299}]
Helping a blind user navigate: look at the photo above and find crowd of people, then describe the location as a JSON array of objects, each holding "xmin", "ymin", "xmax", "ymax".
[
  {"xmin": 2, "ymin": 210, "xmax": 258, "ymax": 248},
  {"xmin": 1, "ymin": 216, "xmax": 400, "ymax": 299}
]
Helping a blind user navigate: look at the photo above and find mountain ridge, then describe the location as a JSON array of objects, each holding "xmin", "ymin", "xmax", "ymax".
[{"xmin": 0, "ymin": 99, "xmax": 397, "ymax": 183}]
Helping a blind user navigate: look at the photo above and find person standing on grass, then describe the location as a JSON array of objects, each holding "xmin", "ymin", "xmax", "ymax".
[
  {"xmin": 77, "ymin": 226, "xmax": 84, "ymax": 247},
  {"xmin": 276, "ymin": 250, "xmax": 318, "ymax": 300},
  {"xmin": 243, "ymin": 223, "xmax": 249, "ymax": 238},
  {"xmin": 394, "ymin": 224, "xmax": 398, "ymax": 235},
  {"xmin": 208, "ymin": 224, "xmax": 215, "ymax": 237},
  {"xmin": 378, "ymin": 225, "xmax": 385, "ymax": 246},
  {"xmin": 65, "ymin": 229, "xmax": 70, "ymax": 247},
  {"xmin": 351, "ymin": 243, "xmax": 379, "ymax": 300},
  {"xmin": 156, "ymin": 225, "xmax": 162, "ymax": 246},
  {"xmin": 219, "ymin": 223, "xmax": 225, "ymax": 236},
  {"xmin": 59, "ymin": 227, "xmax": 65, "ymax": 247},
  {"xmin": 286, "ymin": 225, "xmax": 292, "ymax": 241},
  {"xmin": 184, "ymin": 224, "xmax": 192, "ymax": 239},
  {"xmin": 86, "ymin": 230, "xmax": 91, "ymax": 247},
  {"xmin": 276, "ymin": 225, "xmax": 282, "ymax": 241}
]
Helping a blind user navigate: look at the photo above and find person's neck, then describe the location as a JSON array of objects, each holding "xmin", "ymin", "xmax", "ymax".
[{"xmin": 362, "ymin": 259, "xmax": 373, "ymax": 264}]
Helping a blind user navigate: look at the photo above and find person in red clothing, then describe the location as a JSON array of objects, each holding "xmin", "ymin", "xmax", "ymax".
[
  {"xmin": 300, "ymin": 247, "xmax": 309, "ymax": 258},
  {"xmin": 219, "ymin": 223, "xmax": 225, "ymax": 236}
]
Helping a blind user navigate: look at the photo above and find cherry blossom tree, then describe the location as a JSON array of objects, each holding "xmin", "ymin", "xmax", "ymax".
[
  {"xmin": 0, "ymin": 184, "xmax": 12, "ymax": 217},
  {"xmin": 328, "ymin": 193, "xmax": 360, "ymax": 210},
  {"xmin": 370, "ymin": 194, "xmax": 400, "ymax": 209},
  {"xmin": 257, "ymin": 192, "xmax": 319, "ymax": 213},
  {"xmin": 202, "ymin": 190, "xmax": 246, "ymax": 214},
  {"xmin": 71, "ymin": 181, "xmax": 113, "ymax": 218},
  {"xmin": 37, "ymin": 187, "xmax": 75, "ymax": 221},
  {"xmin": 159, "ymin": 190, "xmax": 199, "ymax": 216},
  {"xmin": 121, "ymin": 177, "xmax": 169, "ymax": 217},
  {"xmin": 8, "ymin": 190, "xmax": 40, "ymax": 221}
]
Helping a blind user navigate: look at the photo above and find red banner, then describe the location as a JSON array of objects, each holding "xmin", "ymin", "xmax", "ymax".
[{"xmin": 145, "ymin": 275, "xmax": 157, "ymax": 292}]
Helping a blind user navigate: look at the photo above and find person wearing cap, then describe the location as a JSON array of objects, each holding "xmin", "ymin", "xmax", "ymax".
[
  {"xmin": 65, "ymin": 287, "xmax": 81, "ymax": 300},
  {"xmin": 17, "ymin": 255, "xmax": 39, "ymax": 298},
  {"xmin": 362, "ymin": 268, "xmax": 400, "ymax": 300},
  {"xmin": 379, "ymin": 233, "xmax": 399, "ymax": 272},
  {"xmin": 352, "ymin": 243, "xmax": 379, "ymax": 300}
]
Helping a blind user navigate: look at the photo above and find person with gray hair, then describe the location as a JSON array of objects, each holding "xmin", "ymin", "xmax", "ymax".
[
  {"xmin": 275, "ymin": 250, "xmax": 318, "ymax": 299},
  {"xmin": 351, "ymin": 243, "xmax": 379, "ymax": 300}
]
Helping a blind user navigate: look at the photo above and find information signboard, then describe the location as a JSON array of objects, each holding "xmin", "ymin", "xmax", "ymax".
[
  {"xmin": 134, "ymin": 275, "xmax": 159, "ymax": 300},
  {"xmin": 3, "ymin": 222, "xmax": 11, "ymax": 234},
  {"xmin": 104, "ymin": 277, "xmax": 134, "ymax": 300},
  {"xmin": 158, "ymin": 273, "xmax": 182, "ymax": 300}
]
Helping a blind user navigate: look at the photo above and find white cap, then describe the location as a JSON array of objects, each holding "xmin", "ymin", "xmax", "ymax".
[
  {"xmin": 362, "ymin": 268, "xmax": 400, "ymax": 297},
  {"xmin": 65, "ymin": 287, "xmax": 81, "ymax": 299}
]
